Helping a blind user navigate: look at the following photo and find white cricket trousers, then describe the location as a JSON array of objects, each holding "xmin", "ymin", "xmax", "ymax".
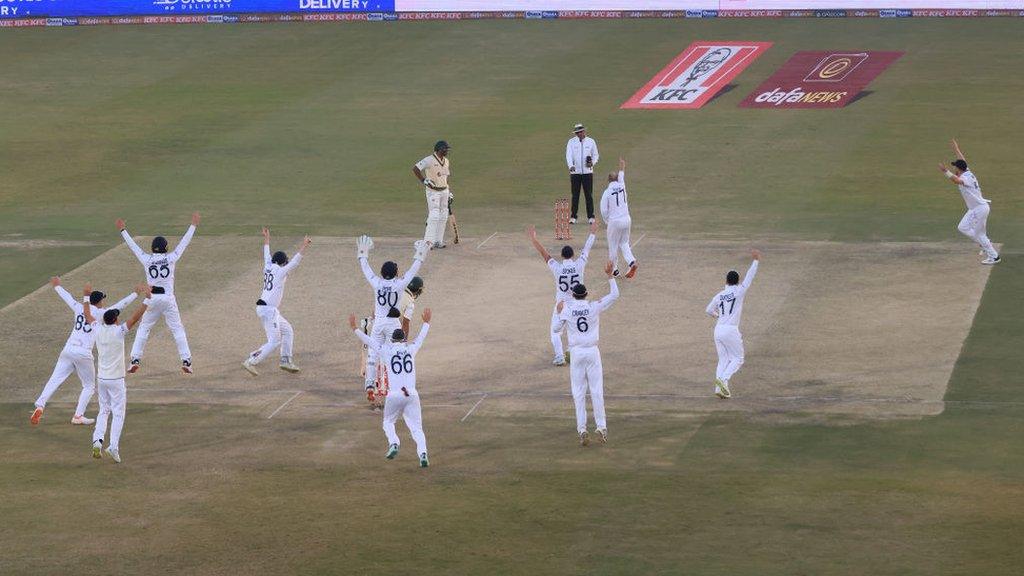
[
  {"xmin": 606, "ymin": 215, "xmax": 636, "ymax": 271},
  {"xmin": 958, "ymin": 203, "xmax": 998, "ymax": 259},
  {"xmin": 423, "ymin": 188, "xmax": 451, "ymax": 246},
  {"xmin": 364, "ymin": 317, "xmax": 400, "ymax": 389},
  {"xmin": 35, "ymin": 348, "xmax": 95, "ymax": 417},
  {"xmin": 714, "ymin": 325, "xmax": 745, "ymax": 384},
  {"xmin": 130, "ymin": 293, "xmax": 191, "ymax": 361},
  {"xmin": 249, "ymin": 305, "xmax": 294, "ymax": 364},
  {"xmin": 569, "ymin": 345, "xmax": 606, "ymax": 433},
  {"xmin": 549, "ymin": 304, "xmax": 566, "ymax": 360},
  {"xmin": 382, "ymin": 390, "xmax": 427, "ymax": 455},
  {"xmin": 92, "ymin": 377, "xmax": 126, "ymax": 451}
]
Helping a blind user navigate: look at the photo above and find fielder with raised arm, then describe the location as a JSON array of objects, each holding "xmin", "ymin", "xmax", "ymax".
[
  {"xmin": 705, "ymin": 250, "xmax": 760, "ymax": 399},
  {"xmin": 242, "ymin": 229, "xmax": 312, "ymax": 376},
  {"xmin": 528, "ymin": 221, "xmax": 597, "ymax": 366},
  {"xmin": 413, "ymin": 140, "xmax": 452, "ymax": 249},
  {"xmin": 554, "ymin": 262, "xmax": 619, "ymax": 446},
  {"xmin": 600, "ymin": 157, "xmax": 639, "ymax": 279},
  {"xmin": 116, "ymin": 212, "xmax": 200, "ymax": 374},
  {"xmin": 30, "ymin": 277, "xmax": 137, "ymax": 426},
  {"xmin": 938, "ymin": 139, "xmax": 1001, "ymax": 265},
  {"xmin": 82, "ymin": 282, "xmax": 151, "ymax": 463},
  {"xmin": 349, "ymin": 308, "xmax": 433, "ymax": 468},
  {"xmin": 357, "ymin": 236, "xmax": 429, "ymax": 402}
]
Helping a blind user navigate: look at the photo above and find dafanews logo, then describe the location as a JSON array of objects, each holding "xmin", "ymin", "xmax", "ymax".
[
  {"xmin": 621, "ymin": 41, "xmax": 771, "ymax": 110},
  {"xmin": 740, "ymin": 50, "xmax": 903, "ymax": 109}
]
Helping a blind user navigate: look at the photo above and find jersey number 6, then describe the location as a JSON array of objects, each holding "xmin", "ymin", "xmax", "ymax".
[{"xmin": 576, "ymin": 316, "xmax": 589, "ymax": 332}]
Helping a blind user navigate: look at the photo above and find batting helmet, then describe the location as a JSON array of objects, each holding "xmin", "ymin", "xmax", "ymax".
[
  {"xmin": 151, "ymin": 236, "xmax": 168, "ymax": 253},
  {"xmin": 434, "ymin": 140, "xmax": 450, "ymax": 152},
  {"xmin": 381, "ymin": 261, "xmax": 398, "ymax": 280},
  {"xmin": 272, "ymin": 251, "xmax": 289, "ymax": 266},
  {"xmin": 408, "ymin": 276, "xmax": 424, "ymax": 296}
]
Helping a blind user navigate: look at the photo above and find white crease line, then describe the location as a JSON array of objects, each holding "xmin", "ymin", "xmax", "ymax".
[
  {"xmin": 477, "ymin": 232, "xmax": 498, "ymax": 249},
  {"xmin": 460, "ymin": 393, "xmax": 488, "ymax": 422},
  {"xmin": 631, "ymin": 232, "xmax": 646, "ymax": 248},
  {"xmin": 267, "ymin": 391, "xmax": 303, "ymax": 420}
]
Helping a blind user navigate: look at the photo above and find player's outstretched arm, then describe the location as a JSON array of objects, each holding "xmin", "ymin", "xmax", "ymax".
[
  {"xmin": 283, "ymin": 236, "xmax": 311, "ymax": 272},
  {"xmin": 618, "ymin": 157, "xmax": 626, "ymax": 184},
  {"xmin": 117, "ymin": 218, "xmax": 148, "ymax": 262},
  {"xmin": 169, "ymin": 212, "xmax": 199, "ymax": 262},
  {"xmin": 410, "ymin": 309, "xmax": 432, "ymax": 354},
  {"xmin": 356, "ymin": 235, "xmax": 377, "ymax": 282},
  {"xmin": 595, "ymin": 262, "xmax": 619, "ymax": 311},
  {"xmin": 938, "ymin": 163, "xmax": 964, "ymax": 185},
  {"xmin": 951, "ymin": 138, "xmax": 966, "ymax": 162},
  {"xmin": 261, "ymin": 227, "xmax": 272, "ymax": 263},
  {"xmin": 110, "ymin": 291, "xmax": 138, "ymax": 311},
  {"xmin": 51, "ymin": 277, "xmax": 77, "ymax": 310},
  {"xmin": 527, "ymin": 226, "xmax": 552, "ymax": 262},
  {"xmin": 349, "ymin": 314, "xmax": 381, "ymax": 352},
  {"xmin": 740, "ymin": 250, "xmax": 761, "ymax": 291},
  {"xmin": 81, "ymin": 283, "xmax": 95, "ymax": 325},
  {"xmin": 581, "ymin": 222, "xmax": 597, "ymax": 260},
  {"xmin": 126, "ymin": 285, "xmax": 151, "ymax": 331}
]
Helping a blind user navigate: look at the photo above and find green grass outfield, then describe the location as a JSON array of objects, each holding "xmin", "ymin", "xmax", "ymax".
[{"xmin": 2, "ymin": 19, "xmax": 1023, "ymax": 575}]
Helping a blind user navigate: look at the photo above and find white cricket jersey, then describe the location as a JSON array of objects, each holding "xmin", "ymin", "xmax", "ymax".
[
  {"xmin": 95, "ymin": 322, "xmax": 130, "ymax": 380},
  {"xmin": 600, "ymin": 171, "xmax": 630, "ymax": 221},
  {"xmin": 53, "ymin": 286, "xmax": 137, "ymax": 355},
  {"xmin": 566, "ymin": 136, "xmax": 599, "ymax": 175},
  {"xmin": 356, "ymin": 323, "xmax": 430, "ymax": 394},
  {"xmin": 706, "ymin": 261, "xmax": 759, "ymax": 328},
  {"xmin": 259, "ymin": 247, "xmax": 302, "ymax": 308},
  {"xmin": 956, "ymin": 171, "xmax": 989, "ymax": 210},
  {"xmin": 360, "ymin": 257, "xmax": 423, "ymax": 319},
  {"xmin": 556, "ymin": 280, "xmax": 619, "ymax": 348},
  {"xmin": 547, "ymin": 233, "xmax": 596, "ymax": 303},
  {"xmin": 416, "ymin": 154, "xmax": 451, "ymax": 190},
  {"xmin": 121, "ymin": 225, "xmax": 196, "ymax": 293}
]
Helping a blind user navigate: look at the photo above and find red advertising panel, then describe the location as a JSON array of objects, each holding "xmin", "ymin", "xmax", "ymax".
[
  {"xmin": 739, "ymin": 50, "xmax": 903, "ymax": 109},
  {"xmin": 621, "ymin": 41, "xmax": 772, "ymax": 109}
]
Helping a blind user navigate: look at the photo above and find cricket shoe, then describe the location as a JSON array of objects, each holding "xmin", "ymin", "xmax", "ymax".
[
  {"xmin": 433, "ymin": 242, "xmax": 446, "ymax": 249},
  {"xmin": 386, "ymin": 444, "xmax": 399, "ymax": 459},
  {"xmin": 419, "ymin": 452, "xmax": 429, "ymax": 468},
  {"xmin": 279, "ymin": 359, "xmax": 301, "ymax": 373},
  {"xmin": 579, "ymin": 430, "xmax": 590, "ymax": 446},
  {"xmin": 715, "ymin": 379, "xmax": 731, "ymax": 399},
  {"xmin": 569, "ymin": 218, "xmax": 577, "ymax": 225},
  {"xmin": 181, "ymin": 359, "xmax": 194, "ymax": 375},
  {"xmin": 241, "ymin": 359, "xmax": 259, "ymax": 376},
  {"xmin": 982, "ymin": 256, "xmax": 1001, "ymax": 265},
  {"xmin": 92, "ymin": 441, "xmax": 102, "ymax": 459},
  {"xmin": 30, "ymin": 407, "xmax": 44, "ymax": 426},
  {"xmin": 625, "ymin": 261, "xmax": 639, "ymax": 279},
  {"xmin": 71, "ymin": 415, "xmax": 95, "ymax": 425},
  {"xmin": 597, "ymin": 428, "xmax": 608, "ymax": 444},
  {"xmin": 105, "ymin": 447, "xmax": 121, "ymax": 463},
  {"xmin": 553, "ymin": 355, "xmax": 566, "ymax": 366},
  {"xmin": 612, "ymin": 268, "xmax": 620, "ymax": 277},
  {"xmin": 128, "ymin": 358, "xmax": 141, "ymax": 374},
  {"xmin": 588, "ymin": 218, "xmax": 595, "ymax": 225}
]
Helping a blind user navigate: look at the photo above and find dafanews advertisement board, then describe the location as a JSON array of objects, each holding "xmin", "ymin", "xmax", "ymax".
[
  {"xmin": 0, "ymin": 0, "xmax": 392, "ymax": 19},
  {"xmin": 621, "ymin": 41, "xmax": 771, "ymax": 109},
  {"xmin": 739, "ymin": 51, "xmax": 903, "ymax": 109}
]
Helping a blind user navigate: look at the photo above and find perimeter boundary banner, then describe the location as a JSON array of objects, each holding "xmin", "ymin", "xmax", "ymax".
[{"xmin": 2, "ymin": 9, "xmax": 1023, "ymax": 26}]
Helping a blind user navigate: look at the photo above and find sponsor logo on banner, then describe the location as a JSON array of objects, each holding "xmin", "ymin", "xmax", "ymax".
[
  {"xmin": 525, "ymin": 11, "xmax": 542, "ymax": 18},
  {"xmin": 740, "ymin": 50, "xmax": 903, "ymax": 109},
  {"xmin": 153, "ymin": 0, "xmax": 233, "ymax": 12},
  {"xmin": 622, "ymin": 41, "xmax": 771, "ymax": 110},
  {"xmin": 685, "ymin": 10, "xmax": 702, "ymax": 18},
  {"xmin": 814, "ymin": 9, "xmax": 846, "ymax": 18},
  {"xmin": 879, "ymin": 9, "xmax": 912, "ymax": 18}
]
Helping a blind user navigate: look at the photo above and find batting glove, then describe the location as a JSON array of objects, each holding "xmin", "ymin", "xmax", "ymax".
[
  {"xmin": 357, "ymin": 235, "xmax": 374, "ymax": 259},
  {"xmin": 423, "ymin": 178, "xmax": 435, "ymax": 190},
  {"xmin": 413, "ymin": 240, "xmax": 430, "ymax": 261}
]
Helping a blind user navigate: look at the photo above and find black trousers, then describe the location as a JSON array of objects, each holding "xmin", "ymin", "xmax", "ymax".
[{"xmin": 570, "ymin": 173, "xmax": 594, "ymax": 220}]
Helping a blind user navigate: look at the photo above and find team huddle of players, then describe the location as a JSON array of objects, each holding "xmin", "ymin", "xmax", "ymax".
[{"xmin": 27, "ymin": 137, "xmax": 997, "ymax": 462}]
